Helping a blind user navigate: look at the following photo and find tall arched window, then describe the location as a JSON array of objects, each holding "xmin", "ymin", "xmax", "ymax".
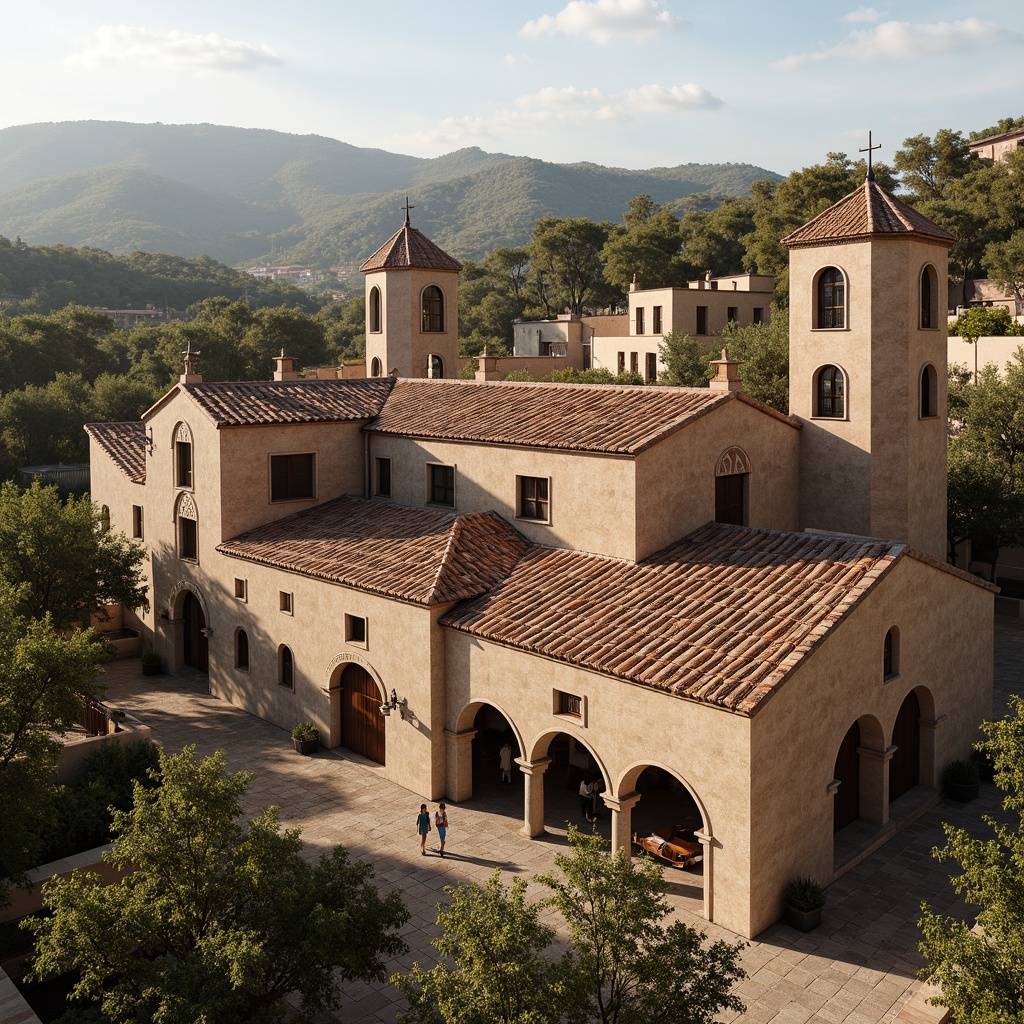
[
  {"xmin": 279, "ymin": 645, "xmax": 294, "ymax": 689},
  {"xmin": 883, "ymin": 627, "xmax": 899, "ymax": 678},
  {"xmin": 815, "ymin": 365, "xmax": 845, "ymax": 417},
  {"xmin": 920, "ymin": 265, "xmax": 938, "ymax": 329},
  {"xmin": 369, "ymin": 286, "xmax": 382, "ymax": 333},
  {"xmin": 817, "ymin": 267, "xmax": 846, "ymax": 329},
  {"xmin": 176, "ymin": 492, "xmax": 199, "ymax": 561},
  {"xmin": 920, "ymin": 364, "xmax": 938, "ymax": 418},
  {"xmin": 174, "ymin": 422, "xmax": 193, "ymax": 489},
  {"xmin": 236, "ymin": 629, "xmax": 249, "ymax": 670},
  {"xmin": 427, "ymin": 354, "xmax": 444, "ymax": 379},
  {"xmin": 422, "ymin": 286, "xmax": 444, "ymax": 333},
  {"xmin": 370, "ymin": 356, "xmax": 382, "ymax": 377}
]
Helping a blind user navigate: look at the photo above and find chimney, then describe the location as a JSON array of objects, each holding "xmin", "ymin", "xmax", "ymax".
[
  {"xmin": 180, "ymin": 340, "xmax": 202, "ymax": 384},
  {"xmin": 709, "ymin": 348, "xmax": 742, "ymax": 393},
  {"xmin": 475, "ymin": 346, "xmax": 503, "ymax": 381},
  {"xmin": 630, "ymin": 272, "xmax": 639, "ymax": 292},
  {"xmin": 273, "ymin": 349, "xmax": 300, "ymax": 380}
]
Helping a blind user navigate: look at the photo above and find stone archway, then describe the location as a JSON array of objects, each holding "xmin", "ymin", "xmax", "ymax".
[
  {"xmin": 448, "ymin": 700, "xmax": 527, "ymax": 805},
  {"xmin": 168, "ymin": 581, "xmax": 211, "ymax": 674},
  {"xmin": 831, "ymin": 713, "xmax": 886, "ymax": 840},
  {"xmin": 325, "ymin": 656, "xmax": 387, "ymax": 765},
  {"xmin": 889, "ymin": 690, "xmax": 923, "ymax": 802}
]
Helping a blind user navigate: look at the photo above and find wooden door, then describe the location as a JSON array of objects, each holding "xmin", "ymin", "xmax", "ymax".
[
  {"xmin": 182, "ymin": 592, "xmax": 208, "ymax": 672},
  {"xmin": 889, "ymin": 691, "xmax": 920, "ymax": 802},
  {"xmin": 341, "ymin": 665, "xmax": 385, "ymax": 765},
  {"xmin": 833, "ymin": 721, "xmax": 860, "ymax": 833}
]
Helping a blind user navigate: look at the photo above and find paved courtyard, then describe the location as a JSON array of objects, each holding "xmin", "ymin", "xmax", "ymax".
[{"xmin": 89, "ymin": 618, "xmax": 1024, "ymax": 1024}]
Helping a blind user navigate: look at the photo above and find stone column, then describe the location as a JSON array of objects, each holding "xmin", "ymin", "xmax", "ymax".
[
  {"xmin": 601, "ymin": 790, "xmax": 641, "ymax": 857},
  {"xmin": 517, "ymin": 756, "xmax": 551, "ymax": 838},
  {"xmin": 694, "ymin": 828, "xmax": 714, "ymax": 922},
  {"xmin": 919, "ymin": 715, "xmax": 947, "ymax": 788},
  {"xmin": 858, "ymin": 744, "xmax": 895, "ymax": 824},
  {"xmin": 444, "ymin": 727, "xmax": 477, "ymax": 803}
]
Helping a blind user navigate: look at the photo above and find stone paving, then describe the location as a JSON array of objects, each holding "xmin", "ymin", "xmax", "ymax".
[{"xmin": 82, "ymin": 618, "xmax": 1024, "ymax": 1024}]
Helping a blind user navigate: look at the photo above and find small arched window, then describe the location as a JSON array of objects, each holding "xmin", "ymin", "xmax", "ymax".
[
  {"xmin": 369, "ymin": 286, "xmax": 382, "ymax": 334},
  {"xmin": 174, "ymin": 422, "xmax": 193, "ymax": 489},
  {"xmin": 883, "ymin": 627, "xmax": 899, "ymax": 679},
  {"xmin": 236, "ymin": 629, "xmax": 249, "ymax": 670},
  {"xmin": 815, "ymin": 365, "xmax": 845, "ymax": 418},
  {"xmin": 920, "ymin": 364, "xmax": 938, "ymax": 418},
  {"xmin": 920, "ymin": 265, "xmax": 938, "ymax": 329},
  {"xmin": 427, "ymin": 354, "xmax": 444, "ymax": 379},
  {"xmin": 370, "ymin": 356, "xmax": 382, "ymax": 377},
  {"xmin": 817, "ymin": 267, "xmax": 846, "ymax": 329},
  {"xmin": 176, "ymin": 492, "xmax": 198, "ymax": 561},
  {"xmin": 422, "ymin": 286, "xmax": 444, "ymax": 333},
  {"xmin": 279, "ymin": 645, "xmax": 294, "ymax": 689}
]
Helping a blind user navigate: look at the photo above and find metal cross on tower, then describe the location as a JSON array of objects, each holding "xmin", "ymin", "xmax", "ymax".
[
  {"xmin": 401, "ymin": 196, "xmax": 415, "ymax": 227},
  {"xmin": 859, "ymin": 131, "xmax": 881, "ymax": 182}
]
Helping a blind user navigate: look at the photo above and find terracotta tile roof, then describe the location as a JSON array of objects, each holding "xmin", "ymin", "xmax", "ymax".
[
  {"xmin": 781, "ymin": 179, "xmax": 955, "ymax": 249},
  {"xmin": 442, "ymin": 524, "xmax": 907, "ymax": 715},
  {"xmin": 367, "ymin": 379, "xmax": 791, "ymax": 454},
  {"xmin": 217, "ymin": 495, "xmax": 530, "ymax": 605},
  {"xmin": 84, "ymin": 421, "xmax": 146, "ymax": 483},
  {"xmin": 181, "ymin": 378, "xmax": 395, "ymax": 427},
  {"xmin": 360, "ymin": 225, "xmax": 463, "ymax": 273}
]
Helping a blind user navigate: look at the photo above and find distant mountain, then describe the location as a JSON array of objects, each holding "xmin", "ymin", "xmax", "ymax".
[{"xmin": 0, "ymin": 121, "xmax": 783, "ymax": 267}]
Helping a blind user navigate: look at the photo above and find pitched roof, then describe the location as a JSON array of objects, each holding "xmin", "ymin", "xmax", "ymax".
[
  {"xmin": 84, "ymin": 421, "xmax": 146, "ymax": 483},
  {"xmin": 360, "ymin": 225, "xmax": 463, "ymax": 273},
  {"xmin": 442, "ymin": 523, "xmax": 909, "ymax": 715},
  {"xmin": 217, "ymin": 495, "xmax": 530, "ymax": 606},
  {"xmin": 367, "ymin": 378, "xmax": 793, "ymax": 455},
  {"xmin": 781, "ymin": 179, "xmax": 955, "ymax": 249},
  {"xmin": 179, "ymin": 378, "xmax": 395, "ymax": 427}
]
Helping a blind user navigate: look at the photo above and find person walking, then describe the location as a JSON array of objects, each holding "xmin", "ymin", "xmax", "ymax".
[
  {"xmin": 434, "ymin": 803, "xmax": 449, "ymax": 856},
  {"xmin": 416, "ymin": 803, "xmax": 431, "ymax": 855},
  {"xmin": 579, "ymin": 775, "xmax": 593, "ymax": 820},
  {"xmin": 499, "ymin": 740, "xmax": 513, "ymax": 785}
]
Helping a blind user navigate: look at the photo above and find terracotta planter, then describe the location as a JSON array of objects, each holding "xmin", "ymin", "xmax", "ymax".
[
  {"xmin": 293, "ymin": 737, "xmax": 318, "ymax": 755},
  {"xmin": 947, "ymin": 781, "xmax": 979, "ymax": 803},
  {"xmin": 785, "ymin": 904, "xmax": 822, "ymax": 932}
]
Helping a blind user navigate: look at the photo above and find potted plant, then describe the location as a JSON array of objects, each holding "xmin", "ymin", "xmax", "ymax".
[
  {"xmin": 292, "ymin": 721, "xmax": 319, "ymax": 755},
  {"xmin": 783, "ymin": 875, "xmax": 825, "ymax": 932},
  {"xmin": 141, "ymin": 650, "xmax": 163, "ymax": 676},
  {"xmin": 945, "ymin": 758, "xmax": 980, "ymax": 802}
]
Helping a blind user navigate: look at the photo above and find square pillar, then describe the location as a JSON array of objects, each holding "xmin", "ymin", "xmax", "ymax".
[{"xmin": 517, "ymin": 756, "xmax": 551, "ymax": 838}]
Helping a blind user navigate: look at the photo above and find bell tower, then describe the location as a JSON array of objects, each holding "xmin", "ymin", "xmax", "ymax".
[
  {"xmin": 360, "ymin": 199, "xmax": 462, "ymax": 379},
  {"xmin": 783, "ymin": 156, "xmax": 953, "ymax": 560}
]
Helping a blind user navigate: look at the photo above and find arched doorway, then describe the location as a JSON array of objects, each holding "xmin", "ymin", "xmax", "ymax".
[
  {"xmin": 338, "ymin": 664, "xmax": 385, "ymax": 765},
  {"xmin": 833, "ymin": 721, "xmax": 860, "ymax": 833},
  {"xmin": 889, "ymin": 691, "xmax": 921, "ymax": 802},
  {"xmin": 182, "ymin": 591, "xmax": 208, "ymax": 672},
  {"xmin": 470, "ymin": 705, "xmax": 520, "ymax": 803},
  {"xmin": 534, "ymin": 732, "xmax": 610, "ymax": 838}
]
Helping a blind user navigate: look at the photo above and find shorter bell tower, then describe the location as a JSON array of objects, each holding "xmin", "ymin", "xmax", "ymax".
[{"xmin": 360, "ymin": 199, "xmax": 462, "ymax": 379}]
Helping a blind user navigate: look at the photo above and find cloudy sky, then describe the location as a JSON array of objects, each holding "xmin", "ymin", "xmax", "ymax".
[{"xmin": 5, "ymin": 0, "xmax": 1021, "ymax": 175}]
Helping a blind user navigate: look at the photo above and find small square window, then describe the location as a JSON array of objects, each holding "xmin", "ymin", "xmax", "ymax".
[
  {"xmin": 518, "ymin": 475, "xmax": 550, "ymax": 522},
  {"xmin": 234, "ymin": 578, "xmax": 247, "ymax": 601},
  {"xmin": 132, "ymin": 505, "xmax": 144, "ymax": 540},
  {"xmin": 270, "ymin": 453, "xmax": 315, "ymax": 502},
  {"xmin": 727, "ymin": 306, "xmax": 738, "ymax": 324},
  {"xmin": 428, "ymin": 463, "xmax": 455, "ymax": 507},
  {"xmin": 279, "ymin": 591, "xmax": 293, "ymax": 614},
  {"xmin": 376, "ymin": 457, "xmax": 392, "ymax": 497},
  {"xmin": 346, "ymin": 614, "xmax": 367, "ymax": 646},
  {"xmin": 559, "ymin": 691, "xmax": 582, "ymax": 717}
]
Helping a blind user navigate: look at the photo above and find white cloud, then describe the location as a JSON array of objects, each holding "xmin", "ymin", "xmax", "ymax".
[
  {"xmin": 403, "ymin": 82, "xmax": 721, "ymax": 149},
  {"xmin": 67, "ymin": 26, "xmax": 282, "ymax": 73},
  {"xmin": 503, "ymin": 52, "xmax": 533, "ymax": 66},
  {"xmin": 773, "ymin": 18, "xmax": 1018, "ymax": 70},
  {"xmin": 841, "ymin": 6, "xmax": 885, "ymax": 24},
  {"xmin": 521, "ymin": 0, "xmax": 680, "ymax": 44}
]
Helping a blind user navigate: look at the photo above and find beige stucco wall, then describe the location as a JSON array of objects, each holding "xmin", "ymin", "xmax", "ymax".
[
  {"xmin": 633, "ymin": 397, "xmax": 800, "ymax": 559},
  {"xmin": 631, "ymin": 283, "xmax": 773, "ymax": 339}
]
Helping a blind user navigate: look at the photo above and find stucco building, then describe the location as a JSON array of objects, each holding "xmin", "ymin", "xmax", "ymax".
[{"xmin": 86, "ymin": 173, "xmax": 994, "ymax": 939}]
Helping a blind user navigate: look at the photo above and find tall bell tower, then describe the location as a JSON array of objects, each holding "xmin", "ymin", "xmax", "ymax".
[
  {"xmin": 783, "ymin": 156, "xmax": 953, "ymax": 560},
  {"xmin": 360, "ymin": 200, "xmax": 462, "ymax": 379}
]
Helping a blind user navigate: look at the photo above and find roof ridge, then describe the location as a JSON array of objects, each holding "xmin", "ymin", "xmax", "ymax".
[{"xmin": 427, "ymin": 515, "xmax": 464, "ymax": 604}]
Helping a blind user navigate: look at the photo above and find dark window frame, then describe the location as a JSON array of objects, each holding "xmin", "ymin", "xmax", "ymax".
[
  {"xmin": 817, "ymin": 267, "xmax": 846, "ymax": 329},
  {"xmin": 422, "ymin": 286, "xmax": 445, "ymax": 333},
  {"xmin": 652, "ymin": 306, "xmax": 663, "ymax": 334},
  {"xmin": 715, "ymin": 473, "xmax": 748, "ymax": 526},
  {"xmin": 236, "ymin": 629, "xmax": 250, "ymax": 671},
  {"xmin": 346, "ymin": 614, "xmax": 367, "ymax": 646},
  {"xmin": 428, "ymin": 463, "xmax": 455, "ymax": 507},
  {"xmin": 279, "ymin": 646, "xmax": 294, "ymax": 690},
  {"xmin": 132, "ymin": 505, "xmax": 144, "ymax": 540},
  {"xmin": 178, "ymin": 516, "xmax": 198, "ymax": 561},
  {"xmin": 816, "ymin": 365, "xmax": 846, "ymax": 418},
  {"xmin": 369, "ymin": 286, "xmax": 382, "ymax": 333},
  {"xmin": 518, "ymin": 475, "xmax": 550, "ymax": 522},
  {"xmin": 635, "ymin": 307, "xmax": 645, "ymax": 335},
  {"xmin": 375, "ymin": 456, "xmax": 392, "ymax": 497},
  {"xmin": 696, "ymin": 306, "xmax": 708, "ymax": 335},
  {"xmin": 270, "ymin": 453, "xmax": 316, "ymax": 502},
  {"xmin": 176, "ymin": 440, "xmax": 193, "ymax": 489}
]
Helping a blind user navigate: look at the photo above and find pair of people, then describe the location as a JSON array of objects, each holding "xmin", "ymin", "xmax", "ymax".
[
  {"xmin": 416, "ymin": 802, "xmax": 449, "ymax": 856},
  {"xmin": 579, "ymin": 774, "xmax": 603, "ymax": 821}
]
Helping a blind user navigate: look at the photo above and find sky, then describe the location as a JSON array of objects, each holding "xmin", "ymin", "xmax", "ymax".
[{"xmin": 4, "ymin": 0, "xmax": 1023, "ymax": 176}]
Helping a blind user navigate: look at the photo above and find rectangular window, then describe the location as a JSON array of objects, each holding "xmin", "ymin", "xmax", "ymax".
[
  {"xmin": 234, "ymin": 578, "xmax": 247, "ymax": 601},
  {"xmin": 176, "ymin": 441, "xmax": 192, "ymax": 489},
  {"xmin": 652, "ymin": 306, "xmax": 662, "ymax": 334},
  {"xmin": 279, "ymin": 591, "xmax": 293, "ymax": 614},
  {"xmin": 375, "ymin": 457, "xmax": 392, "ymax": 497},
  {"xmin": 696, "ymin": 306, "xmax": 708, "ymax": 335},
  {"xmin": 727, "ymin": 306, "xmax": 738, "ymax": 324},
  {"xmin": 646, "ymin": 352, "xmax": 657, "ymax": 383},
  {"xmin": 752, "ymin": 307, "xmax": 764, "ymax": 324},
  {"xmin": 178, "ymin": 517, "xmax": 197, "ymax": 560},
  {"xmin": 270, "ymin": 453, "xmax": 315, "ymax": 502},
  {"xmin": 630, "ymin": 352, "xmax": 638, "ymax": 375},
  {"xmin": 346, "ymin": 614, "xmax": 367, "ymax": 646},
  {"xmin": 617, "ymin": 351, "xmax": 625, "ymax": 374},
  {"xmin": 558, "ymin": 691, "xmax": 583, "ymax": 717},
  {"xmin": 132, "ymin": 505, "xmax": 144, "ymax": 540},
  {"xmin": 518, "ymin": 475, "xmax": 550, "ymax": 522},
  {"xmin": 635, "ymin": 307, "xmax": 645, "ymax": 334},
  {"xmin": 428, "ymin": 463, "xmax": 455, "ymax": 506},
  {"xmin": 715, "ymin": 474, "xmax": 747, "ymax": 527}
]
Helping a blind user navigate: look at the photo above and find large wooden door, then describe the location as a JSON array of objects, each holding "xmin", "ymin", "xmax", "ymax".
[
  {"xmin": 889, "ymin": 691, "xmax": 921, "ymax": 802},
  {"xmin": 833, "ymin": 721, "xmax": 860, "ymax": 833},
  {"xmin": 182, "ymin": 592, "xmax": 208, "ymax": 672},
  {"xmin": 341, "ymin": 665, "xmax": 385, "ymax": 765}
]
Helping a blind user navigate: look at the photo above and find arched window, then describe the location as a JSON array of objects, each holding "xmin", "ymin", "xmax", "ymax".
[
  {"xmin": 816, "ymin": 267, "xmax": 846, "ymax": 329},
  {"xmin": 176, "ymin": 492, "xmax": 198, "ymax": 561},
  {"xmin": 920, "ymin": 364, "xmax": 938, "ymax": 418},
  {"xmin": 236, "ymin": 629, "xmax": 249, "ymax": 670},
  {"xmin": 279, "ymin": 645, "xmax": 294, "ymax": 689},
  {"xmin": 920, "ymin": 265, "xmax": 938, "ymax": 329},
  {"xmin": 426, "ymin": 354, "xmax": 444, "ymax": 379},
  {"xmin": 422, "ymin": 286, "xmax": 444, "ymax": 333},
  {"xmin": 815, "ymin": 365, "xmax": 845, "ymax": 418},
  {"xmin": 174, "ymin": 422, "xmax": 193, "ymax": 489},
  {"xmin": 883, "ymin": 627, "xmax": 899, "ymax": 678},
  {"xmin": 369, "ymin": 286, "xmax": 382, "ymax": 334},
  {"xmin": 370, "ymin": 356, "xmax": 382, "ymax": 377},
  {"xmin": 714, "ymin": 447, "xmax": 751, "ymax": 527}
]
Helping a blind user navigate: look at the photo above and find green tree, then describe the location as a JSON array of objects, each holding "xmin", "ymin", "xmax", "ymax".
[
  {"xmin": 0, "ymin": 480, "xmax": 149, "ymax": 627},
  {"xmin": 394, "ymin": 870, "xmax": 588, "ymax": 1024},
  {"xmin": 720, "ymin": 304, "xmax": 789, "ymax": 412},
  {"xmin": 529, "ymin": 217, "xmax": 613, "ymax": 317},
  {"xmin": 601, "ymin": 197, "xmax": 688, "ymax": 294},
  {"xmin": 677, "ymin": 198, "xmax": 755, "ymax": 278},
  {"xmin": 918, "ymin": 695, "xmax": 1024, "ymax": 1022},
  {"xmin": 894, "ymin": 130, "xmax": 976, "ymax": 203},
  {"xmin": 537, "ymin": 826, "xmax": 746, "ymax": 1024},
  {"xmin": 0, "ymin": 587, "xmax": 110, "ymax": 905},
  {"xmin": 985, "ymin": 230, "xmax": 1024, "ymax": 302},
  {"xmin": 28, "ymin": 746, "xmax": 409, "ymax": 1024},
  {"xmin": 658, "ymin": 332, "xmax": 714, "ymax": 387}
]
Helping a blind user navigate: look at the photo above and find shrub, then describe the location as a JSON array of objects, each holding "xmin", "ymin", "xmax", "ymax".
[
  {"xmin": 944, "ymin": 758, "xmax": 980, "ymax": 786},
  {"xmin": 292, "ymin": 721, "xmax": 319, "ymax": 742},
  {"xmin": 784, "ymin": 875, "xmax": 826, "ymax": 912}
]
